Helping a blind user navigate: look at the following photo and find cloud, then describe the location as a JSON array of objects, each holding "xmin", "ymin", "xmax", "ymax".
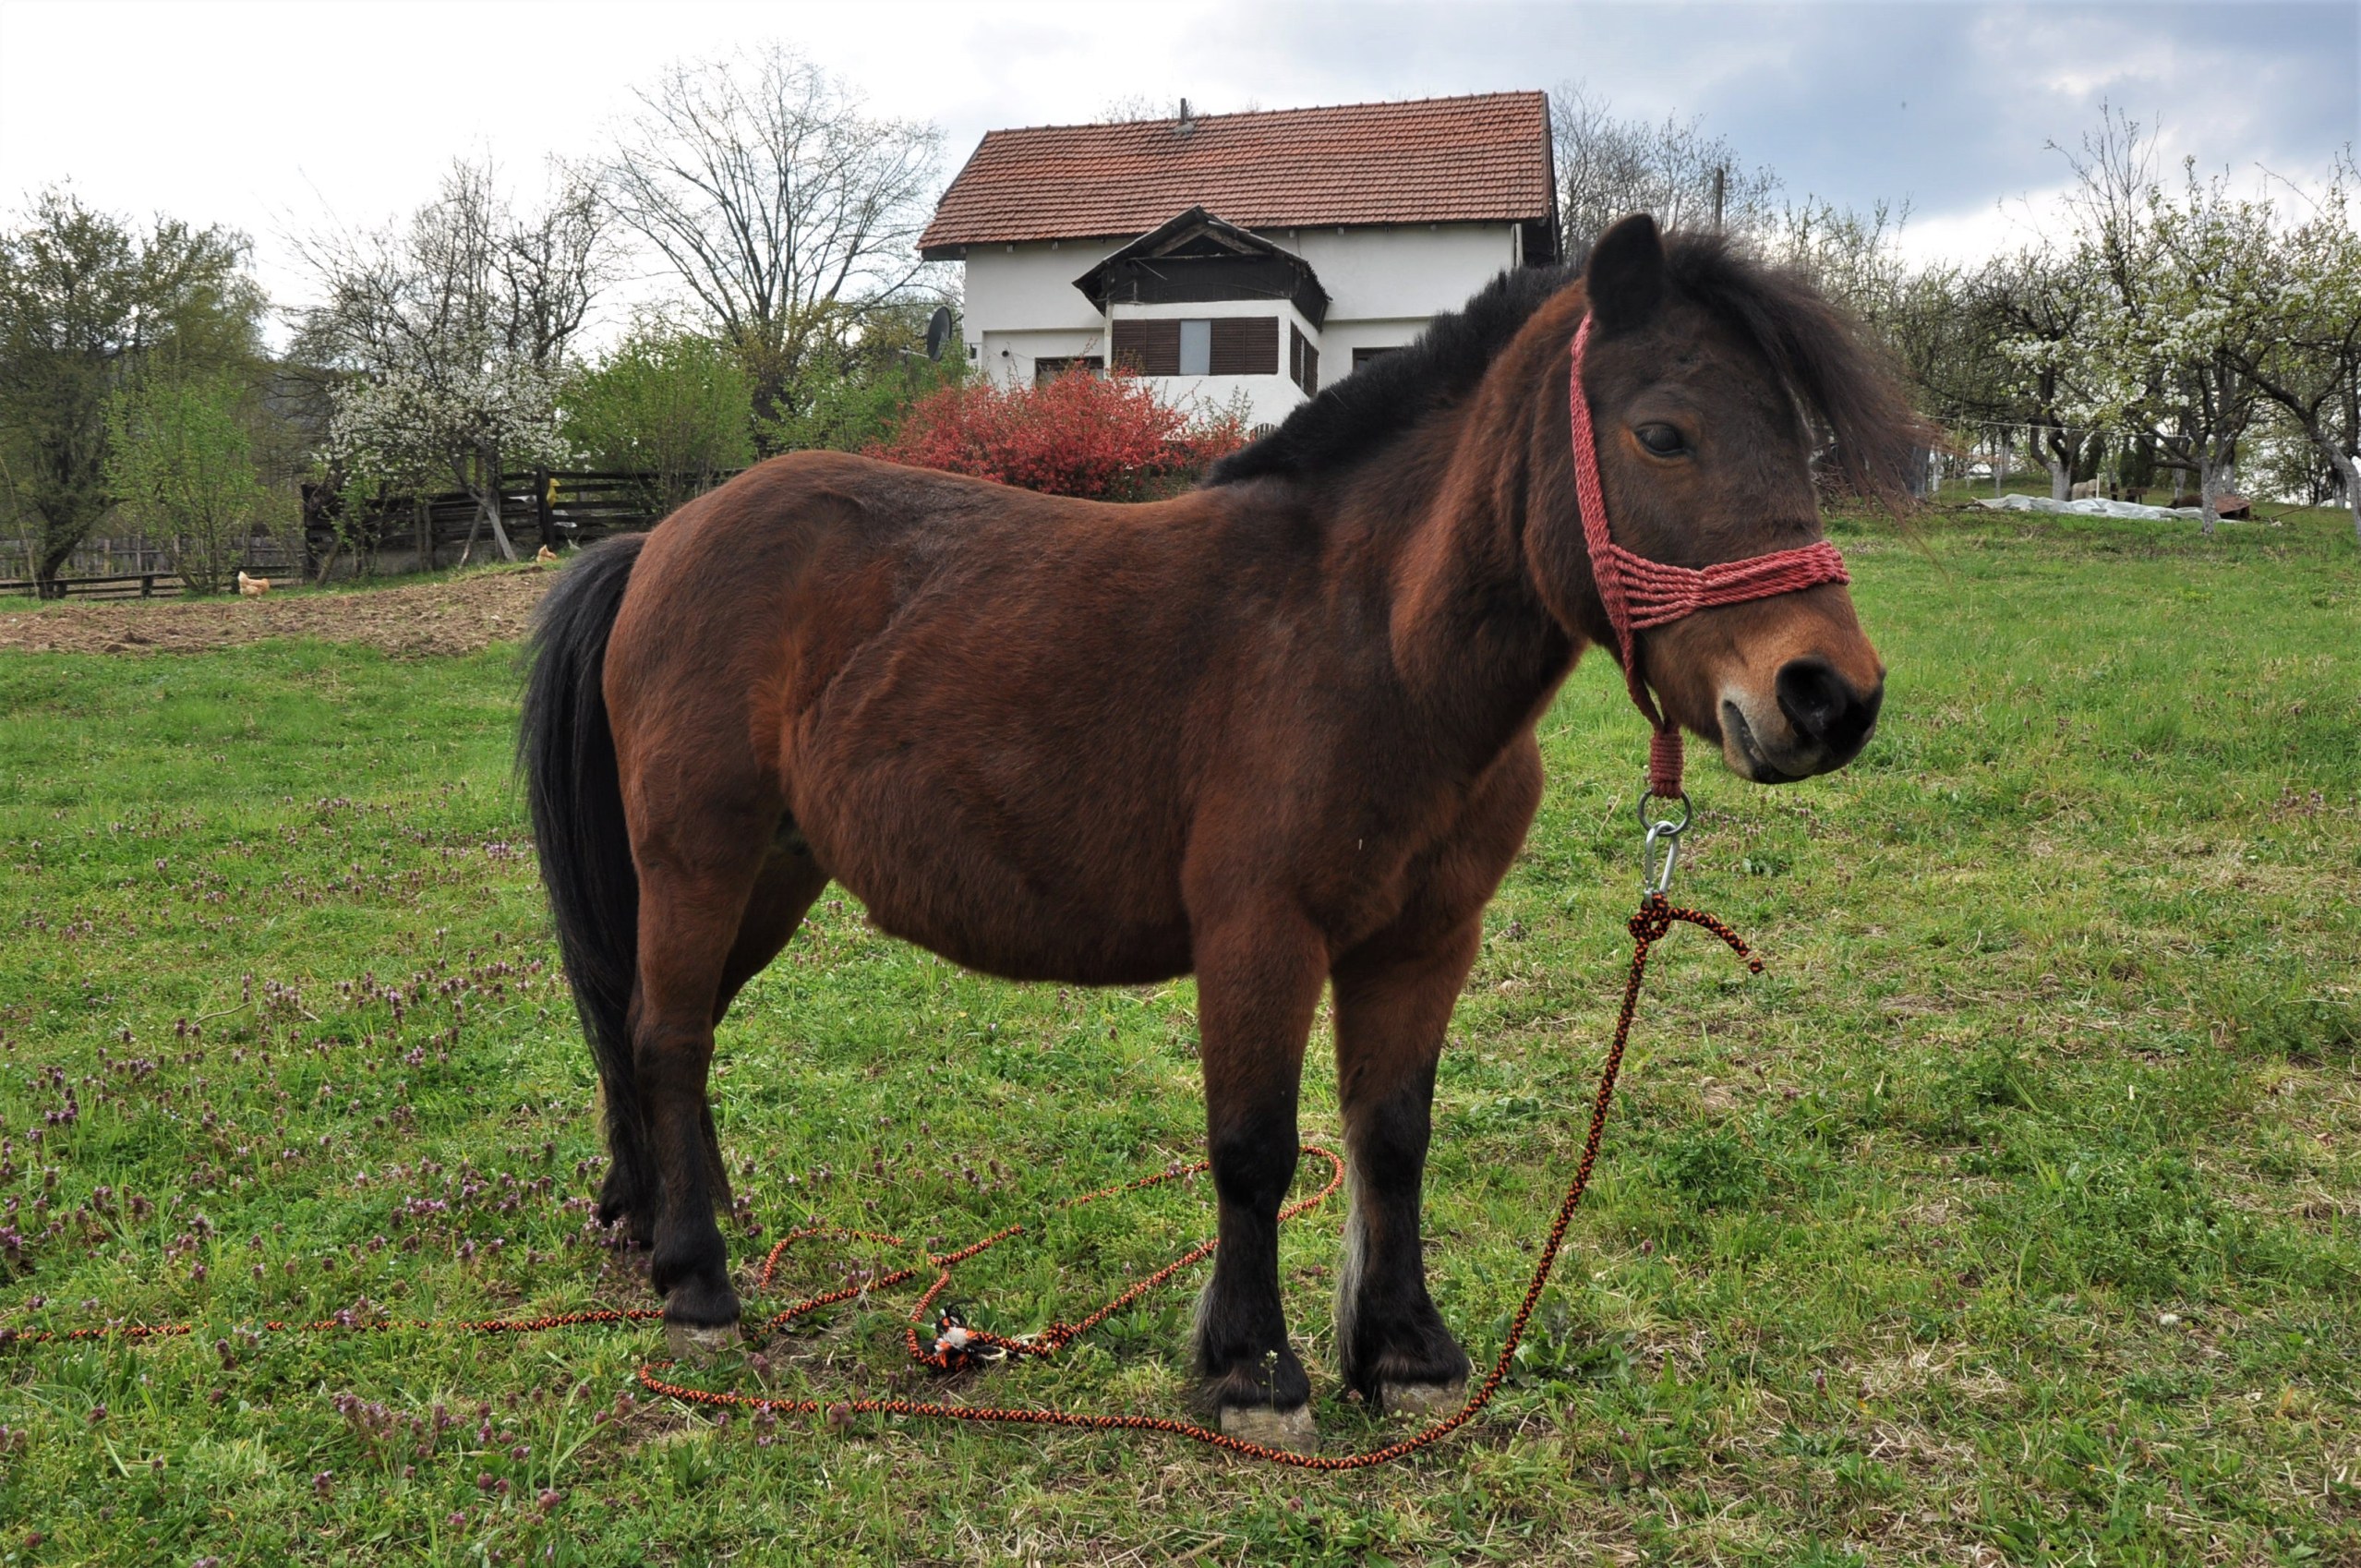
[
  {"xmin": 1239, "ymin": 2, "xmax": 2355, "ymax": 235},
  {"xmin": 2, "ymin": 0, "xmax": 2350, "ymax": 312}
]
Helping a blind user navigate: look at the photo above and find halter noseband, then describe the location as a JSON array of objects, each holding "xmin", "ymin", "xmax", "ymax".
[{"xmin": 1566, "ymin": 313, "xmax": 1851, "ymax": 799}]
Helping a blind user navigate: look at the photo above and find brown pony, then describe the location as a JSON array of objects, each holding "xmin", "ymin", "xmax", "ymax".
[{"xmin": 522, "ymin": 214, "xmax": 1914, "ymax": 1448}]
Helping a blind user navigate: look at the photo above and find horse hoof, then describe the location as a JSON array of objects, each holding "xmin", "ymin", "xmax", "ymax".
[
  {"xmin": 1383, "ymin": 1380, "xmax": 1468, "ymax": 1418},
  {"xmin": 664, "ymin": 1320, "xmax": 741, "ymax": 1364},
  {"xmin": 1218, "ymin": 1404, "xmax": 1318, "ymax": 1453}
]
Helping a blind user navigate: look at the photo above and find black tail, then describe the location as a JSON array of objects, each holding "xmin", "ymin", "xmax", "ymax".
[{"xmin": 521, "ymin": 534, "xmax": 650, "ymax": 1220}]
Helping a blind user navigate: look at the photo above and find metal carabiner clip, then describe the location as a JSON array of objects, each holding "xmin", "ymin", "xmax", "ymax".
[{"xmin": 1637, "ymin": 788, "xmax": 1692, "ymax": 897}]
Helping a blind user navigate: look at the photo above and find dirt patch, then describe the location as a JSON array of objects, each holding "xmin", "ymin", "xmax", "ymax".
[{"xmin": 0, "ymin": 566, "xmax": 555, "ymax": 658}]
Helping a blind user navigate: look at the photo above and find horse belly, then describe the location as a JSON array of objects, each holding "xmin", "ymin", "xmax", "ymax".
[
  {"xmin": 865, "ymin": 886, "xmax": 1194, "ymax": 985},
  {"xmin": 771, "ymin": 512, "xmax": 1227, "ymax": 984},
  {"xmin": 795, "ymin": 753, "xmax": 1197, "ymax": 986}
]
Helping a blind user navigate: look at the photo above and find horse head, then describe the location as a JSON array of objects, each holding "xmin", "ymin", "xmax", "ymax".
[{"xmin": 1530, "ymin": 213, "xmax": 1918, "ymax": 784}]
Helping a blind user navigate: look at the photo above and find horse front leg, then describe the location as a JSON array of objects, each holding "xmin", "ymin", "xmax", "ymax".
[
  {"xmin": 1331, "ymin": 917, "xmax": 1481, "ymax": 1414},
  {"xmin": 1191, "ymin": 910, "xmax": 1329, "ymax": 1450}
]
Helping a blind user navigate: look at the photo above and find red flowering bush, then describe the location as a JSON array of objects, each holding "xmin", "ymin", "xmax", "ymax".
[{"xmin": 865, "ymin": 369, "xmax": 1247, "ymax": 499}]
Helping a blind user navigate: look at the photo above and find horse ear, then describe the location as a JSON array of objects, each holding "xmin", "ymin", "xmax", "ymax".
[{"xmin": 1585, "ymin": 213, "xmax": 1665, "ymax": 332}]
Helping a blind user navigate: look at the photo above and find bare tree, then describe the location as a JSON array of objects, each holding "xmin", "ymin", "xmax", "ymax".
[
  {"xmin": 606, "ymin": 44, "xmax": 943, "ymax": 441},
  {"xmin": 498, "ymin": 172, "xmax": 608, "ymax": 368},
  {"xmin": 294, "ymin": 159, "xmax": 608, "ymax": 563},
  {"xmin": 1549, "ymin": 82, "xmax": 1779, "ymax": 253},
  {"xmin": 296, "ymin": 159, "xmax": 604, "ymax": 378},
  {"xmin": 1096, "ymin": 93, "xmax": 1174, "ymax": 123}
]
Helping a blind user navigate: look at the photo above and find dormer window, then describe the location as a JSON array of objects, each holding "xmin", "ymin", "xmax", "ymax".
[{"xmin": 1074, "ymin": 209, "xmax": 1329, "ymax": 326}]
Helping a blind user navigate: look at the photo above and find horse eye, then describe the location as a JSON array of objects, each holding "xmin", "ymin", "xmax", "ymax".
[{"xmin": 1635, "ymin": 423, "xmax": 1687, "ymax": 456}]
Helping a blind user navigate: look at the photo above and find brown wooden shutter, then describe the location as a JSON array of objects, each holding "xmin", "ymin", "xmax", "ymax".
[
  {"xmin": 1303, "ymin": 340, "xmax": 1319, "ymax": 396},
  {"xmin": 1112, "ymin": 319, "xmax": 1180, "ymax": 375},
  {"xmin": 1289, "ymin": 325, "xmax": 1319, "ymax": 394},
  {"xmin": 1209, "ymin": 316, "xmax": 1279, "ymax": 377}
]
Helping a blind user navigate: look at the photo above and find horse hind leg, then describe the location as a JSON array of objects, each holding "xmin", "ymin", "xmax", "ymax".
[
  {"xmin": 693, "ymin": 829, "xmax": 830, "ymax": 1207},
  {"xmin": 596, "ymin": 823, "xmax": 825, "ymax": 1250},
  {"xmin": 715, "ymin": 816, "xmax": 829, "ymax": 1028},
  {"xmin": 626, "ymin": 807, "xmax": 817, "ymax": 1355},
  {"xmin": 592, "ymin": 844, "xmax": 798, "ymax": 1248}
]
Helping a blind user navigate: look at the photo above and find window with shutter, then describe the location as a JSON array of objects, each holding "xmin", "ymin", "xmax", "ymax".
[
  {"xmin": 1112, "ymin": 320, "xmax": 1180, "ymax": 375},
  {"xmin": 1289, "ymin": 325, "xmax": 1319, "ymax": 394},
  {"xmin": 1114, "ymin": 316, "xmax": 1279, "ymax": 377},
  {"xmin": 1209, "ymin": 316, "xmax": 1279, "ymax": 377}
]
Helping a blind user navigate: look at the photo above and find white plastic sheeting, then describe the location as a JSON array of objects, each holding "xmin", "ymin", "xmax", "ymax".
[{"xmin": 1975, "ymin": 493, "xmax": 2210, "ymax": 522}]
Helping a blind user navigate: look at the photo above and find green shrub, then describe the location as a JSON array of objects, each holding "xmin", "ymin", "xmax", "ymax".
[{"xmin": 562, "ymin": 330, "xmax": 755, "ymax": 512}]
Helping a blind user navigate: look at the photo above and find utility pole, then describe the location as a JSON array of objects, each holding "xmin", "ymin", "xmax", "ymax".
[{"xmin": 1712, "ymin": 165, "xmax": 1727, "ymax": 231}]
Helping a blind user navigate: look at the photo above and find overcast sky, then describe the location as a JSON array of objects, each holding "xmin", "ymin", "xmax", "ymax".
[{"xmin": 2, "ymin": 0, "xmax": 2354, "ymax": 332}]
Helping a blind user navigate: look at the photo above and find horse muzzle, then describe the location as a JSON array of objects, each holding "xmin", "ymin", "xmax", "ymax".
[{"xmin": 1717, "ymin": 657, "xmax": 1884, "ymax": 782}]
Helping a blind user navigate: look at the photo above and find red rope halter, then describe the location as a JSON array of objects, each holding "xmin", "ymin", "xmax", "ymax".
[{"xmin": 1566, "ymin": 313, "xmax": 1851, "ymax": 798}]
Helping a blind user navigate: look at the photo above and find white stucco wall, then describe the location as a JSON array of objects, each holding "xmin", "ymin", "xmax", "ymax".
[
  {"xmin": 1260, "ymin": 223, "xmax": 1521, "ymax": 327},
  {"xmin": 960, "ymin": 238, "xmax": 1121, "ymax": 371},
  {"xmin": 955, "ymin": 221, "xmax": 1527, "ymax": 402},
  {"xmin": 1317, "ymin": 319, "xmax": 1434, "ymax": 369},
  {"xmin": 977, "ymin": 327, "xmax": 1109, "ymax": 387},
  {"xmin": 1138, "ymin": 372, "xmax": 1299, "ymax": 430}
]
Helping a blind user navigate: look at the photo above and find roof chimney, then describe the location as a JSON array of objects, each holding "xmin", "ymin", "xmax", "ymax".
[{"xmin": 1176, "ymin": 98, "xmax": 1193, "ymax": 132}]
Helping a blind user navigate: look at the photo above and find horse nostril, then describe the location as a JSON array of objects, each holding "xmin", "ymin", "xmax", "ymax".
[{"xmin": 1775, "ymin": 657, "xmax": 1881, "ymax": 756}]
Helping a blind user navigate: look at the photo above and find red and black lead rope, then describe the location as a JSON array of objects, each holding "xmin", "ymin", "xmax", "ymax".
[{"xmin": 0, "ymin": 894, "xmax": 1758, "ymax": 1470}]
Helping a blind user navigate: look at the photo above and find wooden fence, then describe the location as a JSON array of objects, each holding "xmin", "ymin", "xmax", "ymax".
[
  {"xmin": 4, "ymin": 469, "xmax": 728, "ymax": 599},
  {"xmin": 309, "ymin": 468, "xmax": 732, "ymax": 574},
  {"xmin": 0, "ymin": 571, "xmax": 186, "ymax": 601}
]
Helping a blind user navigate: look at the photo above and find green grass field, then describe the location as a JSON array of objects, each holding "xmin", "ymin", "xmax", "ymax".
[{"xmin": 0, "ymin": 505, "xmax": 2355, "ymax": 1565}]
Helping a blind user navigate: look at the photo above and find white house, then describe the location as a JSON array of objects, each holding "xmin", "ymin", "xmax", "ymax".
[{"xmin": 919, "ymin": 93, "xmax": 1560, "ymax": 428}]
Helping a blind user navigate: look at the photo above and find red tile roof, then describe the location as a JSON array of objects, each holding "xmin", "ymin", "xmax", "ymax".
[{"xmin": 920, "ymin": 92, "xmax": 1556, "ymax": 258}]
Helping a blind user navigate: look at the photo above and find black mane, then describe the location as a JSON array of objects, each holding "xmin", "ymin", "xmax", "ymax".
[
  {"xmin": 1203, "ymin": 229, "xmax": 1920, "ymax": 501},
  {"xmin": 1648, "ymin": 229, "xmax": 1923, "ymax": 501},
  {"xmin": 1203, "ymin": 262, "xmax": 1576, "ymax": 488}
]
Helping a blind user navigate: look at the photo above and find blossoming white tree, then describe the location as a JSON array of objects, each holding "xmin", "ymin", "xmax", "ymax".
[
  {"xmin": 1982, "ymin": 241, "xmax": 2108, "ymax": 501},
  {"xmin": 1995, "ymin": 114, "xmax": 2289, "ymax": 532},
  {"xmin": 321, "ymin": 354, "xmax": 571, "ymax": 562},
  {"xmin": 2225, "ymin": 163, "xmax": 2361, "ymax": 543},
  {"xmin": 298, "ymin": 160, "xmax": 607, "ymax": 564}
]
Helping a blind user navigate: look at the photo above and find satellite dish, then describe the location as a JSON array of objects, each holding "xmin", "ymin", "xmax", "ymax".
[{"xmin": 924, "ymin": 306, "xmax": 954, "ymax": 361}]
